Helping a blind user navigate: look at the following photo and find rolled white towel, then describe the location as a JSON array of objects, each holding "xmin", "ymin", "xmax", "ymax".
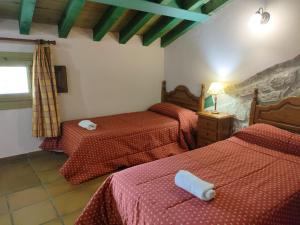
[
  {"xmin": 78, "ymin": 120, "xmax": 97, "ymax": 130},
  {"xmin": 175, "ymin": 170, "xmax": 216, "ymax": 201}
]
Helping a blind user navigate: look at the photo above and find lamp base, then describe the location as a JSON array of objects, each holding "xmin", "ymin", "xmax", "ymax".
[{"xmin": 212, "ymin": 95, "xmax": 219, "ymax": 114}]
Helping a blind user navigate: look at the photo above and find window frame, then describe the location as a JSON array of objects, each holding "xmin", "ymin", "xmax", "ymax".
[{"xmin": 0, "ymin": 52, "xmax": 33, "ymax": 110}]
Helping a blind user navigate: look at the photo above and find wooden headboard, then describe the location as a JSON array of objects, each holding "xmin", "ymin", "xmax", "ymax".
[
  {"xmin": 161, "ymin": 81, "xmax": 205, "ymax": 112},
  {"xmin": 250, "ymin": 89, "xmax": 300, "ymax": 133}
]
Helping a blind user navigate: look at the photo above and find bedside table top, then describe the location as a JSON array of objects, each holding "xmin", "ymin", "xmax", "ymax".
[{"xmin": 198, "ymin": 111, "xmax": 234, "ymax": 119}]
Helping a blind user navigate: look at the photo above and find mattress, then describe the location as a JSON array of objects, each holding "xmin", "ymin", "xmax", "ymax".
[
  {"xmin": 41, "ymin": 103, "xmax": 198, "ymax": 184},
  {"xmin": 76, "ymin": 124, "xmax": 300, "ymax": 225}
]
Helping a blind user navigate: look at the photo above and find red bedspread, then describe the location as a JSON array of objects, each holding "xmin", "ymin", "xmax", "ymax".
[
  {"xmin": 41, "ymin": 104, "xmax": 197, "ymax": 184},
  {"xmin": 76, "ymin": 124, "xmax": 300, "ymax": 225}
]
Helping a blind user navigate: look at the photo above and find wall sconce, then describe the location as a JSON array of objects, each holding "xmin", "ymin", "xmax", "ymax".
[
  {"xmin": 249, "ymin": 7, "xmax": 271, "ymax": 31},
  {"xmin": 254, "ymin": 8, "xmax": 270, "ymax": 24}
]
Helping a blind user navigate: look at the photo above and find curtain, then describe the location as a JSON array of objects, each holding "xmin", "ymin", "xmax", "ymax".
[{"xmin": 32, "ymin": 44, "xmax": 60, "ymax": 137}]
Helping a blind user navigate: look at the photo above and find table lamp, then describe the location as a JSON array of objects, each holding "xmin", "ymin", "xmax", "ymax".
[{"xmin": 207, "ymin": 82, "xmax": 224, "ymax": 114}]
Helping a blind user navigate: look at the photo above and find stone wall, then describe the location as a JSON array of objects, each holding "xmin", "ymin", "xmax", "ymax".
[{"xmin": 207, "ymin": 54, "xmax": 300, "ymax": 130}]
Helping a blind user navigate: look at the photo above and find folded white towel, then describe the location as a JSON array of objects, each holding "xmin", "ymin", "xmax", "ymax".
[
  {"xmin": 175, "ymin": 170, "xmax": 215, "ymax": 201},
  {"xmin": 78, "ymin": 120, "xmax": 97, "ymax": 130}
]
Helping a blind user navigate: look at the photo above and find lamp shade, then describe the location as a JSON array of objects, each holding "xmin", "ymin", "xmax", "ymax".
[{"xmin": 207, "ymin": 82, "xmax": 225, "ymax": 95}]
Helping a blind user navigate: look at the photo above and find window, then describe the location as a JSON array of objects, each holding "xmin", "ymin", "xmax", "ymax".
[
  {"xmin": 0, "ymin": 67, "xmax": 30, "ymax": 94},
  {"xmin": 0, "ymin": 52, "xmax": 32, "ymax": 110}
]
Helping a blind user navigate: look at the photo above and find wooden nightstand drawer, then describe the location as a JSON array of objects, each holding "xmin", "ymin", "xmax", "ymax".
[
  {"xmin": 197, "ymin": 112, "xmax": 234, "ymax": 148},
  {"xmin": 198, "ymin": 117, "xmax": 218, "ymax": 131},
  {"xmin": 197, "ymin": 138, "xmax": 214, "ymax": 147},
  {"xmin": 198, "ymin": 128, "xmax": 217, "ymax": 141}
]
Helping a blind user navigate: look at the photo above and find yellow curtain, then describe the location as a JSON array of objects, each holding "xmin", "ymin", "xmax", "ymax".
[{"xmin": 32, "ymin": 44, "xmax": 60, "ymax": 137}]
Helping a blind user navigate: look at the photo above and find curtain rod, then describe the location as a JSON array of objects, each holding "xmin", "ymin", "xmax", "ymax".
[{"xmin": 0, "ymin": 37, "xmax": 56, "ymax": 45}]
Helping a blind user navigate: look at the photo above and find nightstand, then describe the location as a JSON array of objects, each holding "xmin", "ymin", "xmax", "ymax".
[{"xmin": 197, "ymin": 111, "xmax": 234, "ymax": 147}]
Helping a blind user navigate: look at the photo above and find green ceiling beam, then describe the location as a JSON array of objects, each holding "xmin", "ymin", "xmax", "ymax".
[
  {"xmin": 161, "ymin": 0, "xmax": 230, "ymax": 47},
  {"xmin": 201, "ymin": 0, "xmax": 229, "ymax": 14},
  {"xmin": 143, "ymin": 0, "xmax": 207, "ymax": 46},
  {"xmin": 119, "ymin": 0, "xmax": 172, "ymax": 44},
  {"xmin": 93, "ymin": 6, "xmax": 126, "ymax": 41},
  {"xmin": 19, "ymin": 0, "xmax": 36, "ymax": 34},
  {"xmin": 181, "ymin": 0, "xmax": 209, "ymax": 11},
  {"xmin": 88, "ymin": 0, "xmax": 209, "ymax": 22},
  {"xmin": 143, "ymin": 17, "xmax": 181, "ymax": 46},
  {"xmin": 119, "ymin": 12, "xmax": 153, "ymax": 44},
  {"xmin": 58, "ymin": 0, "xmax": 86, "ymax": 38},
  {"xmin": 161, "ymin": 20, "xmax": 198, "ymax": 47}
]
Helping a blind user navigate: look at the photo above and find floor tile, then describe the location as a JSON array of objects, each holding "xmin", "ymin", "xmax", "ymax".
[
  {"xmin": 1, "ymin": 150, "xmax": 110, "ymax": 225},
  {"xmin": 36, "ymin": 167, "xmax": 63, "ymax": 184},
  {"xmin": 27, "ymin": 151, "xmax": 51, "ymax": 158},
  {"xmin": 29, "ymin": 156, "xmax": 65, "ymax": 172},
  {"xmin": 12, "ymin": 200, "xmax": 57, "ymax": 225},
  {"xmin": 51, "ymin": 153, "xmax": 68, "ymax": 162},
  {"xmin": 0, "ymin": 196, "xmax": 8, "ymax": 214},
  {"xmin": 0, "ymin": 155, "xmax": 28, "ymax": 168},
  {"xmin": 52, "ymin": 189, "xmax": 92, "ymax": 216},
  {"xmin": 8, "ymin": 186, "xmax": 49, "ymax": 210},
  {"xmin": 80, "ymin": 174, "xmax": 110, "ymax": 194},
  {"xmin": 41, "ymin": 218, "xmax": 63, "ymax": 225},
  {"xmin": 63, "ymin": 210, "xmax": 82, "ymax": 225},
  {"xmin": 28, "ymin": 151, "xmax": 67, "ymax": 162},
  {"xmin": 0, "ymin": 160, "xmax": 31, "ymax": 176},
  {"xmin": 0, "ymin": 163, "xmax": 40, "ymax": 195},
  {"xmin": 44, "ymin": 179, "xmax": 78, "ymax": 197},
  {"xmin": 0, "ymin": 213, "xmax": 11, "ymax": 225}
]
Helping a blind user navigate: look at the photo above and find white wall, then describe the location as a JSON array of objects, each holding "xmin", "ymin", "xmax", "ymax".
[
  {"xmin": 165, "ymin": 0, "xmax": 300, "ymax": 94},
  {"xmin": 0, "ymin": 19, "xmax": 164, "ymax": 158}
]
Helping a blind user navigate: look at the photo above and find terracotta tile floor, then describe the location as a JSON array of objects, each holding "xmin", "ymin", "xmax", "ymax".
[{"xmin": 0, "ymin": 151, "xmax": 110, "ymax": 225}]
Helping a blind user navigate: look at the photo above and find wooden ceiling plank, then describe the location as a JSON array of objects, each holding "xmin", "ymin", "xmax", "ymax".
[
  {"xmin": 88, "ymin": 0, "xmax": 209, "ymax": 22},
  {"xmin": 58, "ymin": 0, "xmax": 86, "ymax": 38},
  {"xmin": 143, "ymin": 0, "xmax": 207, "ymax": 46},
  {"xmin": 19, "ymin": 0, "xmax": 37, "ymax": 34},
  {"xmin": 119, "ymin": 0, "xmax": 171, "ymax": 44},
  {"xmin": 161, "ymin": 0, "xmax": 230, "ymax": 47},
  {"xmin": 93, "ymin": 6, "xmax": 126, "ymax": 41}
]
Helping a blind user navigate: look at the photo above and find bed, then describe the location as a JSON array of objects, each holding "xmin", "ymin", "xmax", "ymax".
[
  {"xmin": 40, "ymin": 81, "xmax": 205, "ymax": 184},
  {"xmin": 75, "ymin": 89, "xmax": 300, "ymax": 225}
]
